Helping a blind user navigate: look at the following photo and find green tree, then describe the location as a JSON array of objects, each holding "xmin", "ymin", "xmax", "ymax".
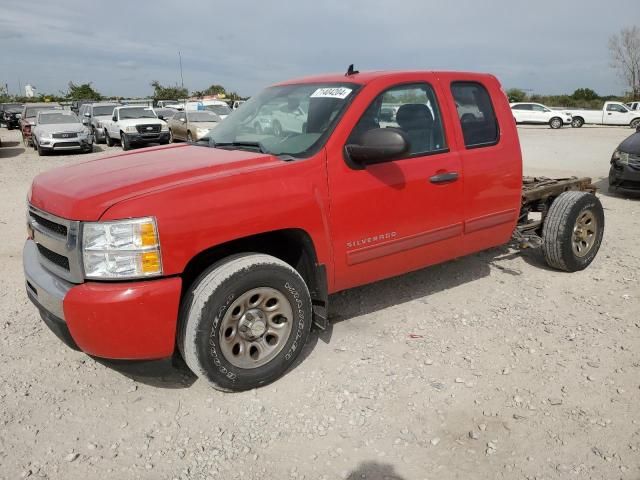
[
  {"xmin": 67, "ymin": 82, "xmax": 102, "ymax": 100},
  {"xmin": 506, "ymin": 88, "xmax": 527, "ymax": 103},
  {"xmin": 150, "ymin": 80, "xmax": 189, "ymax": 100},
  {"xmin": 203, "ymin": 84, "xmax": 226, "ymax": 96},
  {"xmin": 572, "ymin": 88, "xmax": 599, "ymax": 101}
]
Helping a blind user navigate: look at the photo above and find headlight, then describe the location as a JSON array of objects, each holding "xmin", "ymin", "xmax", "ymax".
[
  {"xmin": 82, "ymin": 217, "xmax": 162, "ymax": 279},
  {"xmin": 125, "ymin": 126, "xmax": 137, "ymax": 133},
  {"xmin": 612, "ymin": 150, "xmax": 629, "ymax": 165},
  {"xmin": 161, "ymin": 123, "xmax": 169, "ymax": 132}
]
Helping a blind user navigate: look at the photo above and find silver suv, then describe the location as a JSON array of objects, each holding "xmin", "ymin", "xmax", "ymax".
[{"xmin": 79, "ymin": 102, "xmax": 119, "ymax": 143}]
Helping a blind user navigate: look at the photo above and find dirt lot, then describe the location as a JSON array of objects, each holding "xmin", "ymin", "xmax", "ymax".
[{"xmin": 1, "ymin": 125, "xmax": 639, "ymax": 480}]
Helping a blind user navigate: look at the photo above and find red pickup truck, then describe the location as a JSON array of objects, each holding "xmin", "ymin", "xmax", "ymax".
[{"xmin": 24, "ymin": 70, "xmax": 604, "ymax": 391}]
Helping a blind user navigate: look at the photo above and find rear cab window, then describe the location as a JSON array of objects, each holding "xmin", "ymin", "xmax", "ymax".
[{"xmin": 451, "ymin": 82, "xmax": 499, "ymax": 148}]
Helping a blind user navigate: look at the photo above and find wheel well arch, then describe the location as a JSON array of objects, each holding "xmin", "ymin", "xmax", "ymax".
[{"xmin": 180, "ymin": 228, "xmax": 328, "ymax": 328}]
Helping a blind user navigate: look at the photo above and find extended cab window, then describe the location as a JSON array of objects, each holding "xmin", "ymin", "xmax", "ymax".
[
  {"xmin": 348, "ymin": 83, "xmax": 447, "ymax": 157},
  {"xmin": 511, "ymin": 104, "xmax": 531, "ymax": 110},
  {"xmin": 451, "ymin": 82, "xmax": 499, "ymax": 148}
]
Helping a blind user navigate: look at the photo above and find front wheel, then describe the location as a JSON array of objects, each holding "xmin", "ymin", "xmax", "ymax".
[
  {"xmin": 549, "ymin": 117, "xmax": 563, "ymax": 129},
  {"xmin": 631, "ymin": 118, "xmax": 640, "ymax": 129},
  {"xmin": 542, "ymin": 191, "xmax": 604, "ymax": 272},
  {"xmin": 187, "ymin": 131, "xmax": 193, "ymax": 142},
  {"xmin": 120, "ymin": 132, "xmax": 130, "ymax": 151},
  {"xmin": 179, "ymin": 253, "xmax": 312, "ymax": 391},
  {"xmin": 571, "ymin": 117, "xmax": 584, "ymax": 128},
  {"xmin": 105, "ymin": 130, "xmax": 114, "ymax": 147}
]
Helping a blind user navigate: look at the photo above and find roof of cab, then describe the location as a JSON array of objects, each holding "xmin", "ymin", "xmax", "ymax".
[{"xmin": 273, "ymin": 70, "xmax": 496, "ymax": 87}]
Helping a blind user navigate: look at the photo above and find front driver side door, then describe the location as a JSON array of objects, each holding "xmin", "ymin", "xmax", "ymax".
[{"xmin": 326, "ymin": 79, "xmax": 463, "ymax": 291}]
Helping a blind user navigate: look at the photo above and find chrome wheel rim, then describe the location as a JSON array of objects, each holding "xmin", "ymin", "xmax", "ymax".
[
  {"xmin": 219, "ymin": 287, "xmax": 293, "ymax": 369},
  {"xmin": 551, "ymin": 119, "xmax": 561, "ymax": 128},
  {"xmin": 572, "ymin": 210, "xmax": 597, "ymax": 257}
]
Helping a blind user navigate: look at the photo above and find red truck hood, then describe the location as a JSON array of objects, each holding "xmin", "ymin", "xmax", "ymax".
[{"xmin": 29, "ymin": 144, "xmax": 280, "ymax": 220}]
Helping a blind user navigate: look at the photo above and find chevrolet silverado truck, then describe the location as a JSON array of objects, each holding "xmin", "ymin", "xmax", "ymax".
[
  {"xmin": 24, "ymin": 70, "xmax": 605, "ymax": 391},
  {"xmin": 103, "ymin": 105, "xmax": 170, "ymax": 150},
  {"xmin": 567, "ymin": 101, "xmax": 640, "ymax": 128}
]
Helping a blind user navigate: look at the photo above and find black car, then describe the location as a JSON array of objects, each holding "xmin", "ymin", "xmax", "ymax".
[
  {"xmin": 610, "ymin": 125, "xmax": 640, "ymax": 194},
  {"xmin": 1, "ymin": 103, "xmax": 24, "ymax": 130}
]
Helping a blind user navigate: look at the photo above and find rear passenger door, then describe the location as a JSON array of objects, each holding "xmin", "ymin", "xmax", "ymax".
[
  {"xmin": 327, "ymin": 79, "xmax": 464, "ymax": 291},
  {"xmin": 441, "ymin": 76, "xmax": 522, "ymax": 256}
]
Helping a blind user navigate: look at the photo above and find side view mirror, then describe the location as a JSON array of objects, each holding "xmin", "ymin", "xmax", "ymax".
[
  {"xmin": 345, "ymin": 128, "xmax": 409, "ymax": 167},
  {"xmin": 112, "ymin": 115, "xmax": 117, "ymax": 121},
  {"xmin": 82, "ymin": 118, "xmax": 89, "ymax": 125}
]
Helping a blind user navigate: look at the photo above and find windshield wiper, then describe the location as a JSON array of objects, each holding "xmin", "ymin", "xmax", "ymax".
[{"xmin": 209, "ymin": 140, "xmax": 268, "ymax": 154}]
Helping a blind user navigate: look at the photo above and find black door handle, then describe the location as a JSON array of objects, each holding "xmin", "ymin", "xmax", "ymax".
[{"xmin": 430, "ymin": 172, "xmax": 459, "ymax": 184}]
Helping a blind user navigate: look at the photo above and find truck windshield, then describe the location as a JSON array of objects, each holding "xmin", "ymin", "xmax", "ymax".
[
  {"xmin": 197, "ymin": 82, "xmax": 360, "ymax": 158},
  {"xmin": 93, "ymin": 105, "xmax": 117, "ymax": 116},
  {"xmin": 119, "ymin": 108, "xmax": 157, "ymax": 119}
]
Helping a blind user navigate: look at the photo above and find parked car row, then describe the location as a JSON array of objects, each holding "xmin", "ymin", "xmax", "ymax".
[{"xmin": 510, "ymin": 101, "xmax": 640, "ymax": 129}]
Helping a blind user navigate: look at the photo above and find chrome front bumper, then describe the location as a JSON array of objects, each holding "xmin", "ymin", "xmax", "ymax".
[{"xmin": 23, "ymin": 239, "xmax": 72, "ymax": 320}]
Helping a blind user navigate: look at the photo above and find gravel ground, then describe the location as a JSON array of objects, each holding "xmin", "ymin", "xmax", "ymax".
[{"xmin": 1, "ymin": 125, "xmax": 639, "ymax": 480}]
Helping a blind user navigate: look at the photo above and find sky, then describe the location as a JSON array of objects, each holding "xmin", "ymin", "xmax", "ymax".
[{"xmin": 1, "ymin": 0, "xmax": 639, "ymax": 98}]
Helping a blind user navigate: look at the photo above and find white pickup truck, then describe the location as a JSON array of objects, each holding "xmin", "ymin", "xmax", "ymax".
[
  {"xmin": 103, "ymin": 106, "xmax": 170, "ymax": 150},
  {"xmin": 567, "ymin": 101, "xmax": 640, "ymax": 129}
]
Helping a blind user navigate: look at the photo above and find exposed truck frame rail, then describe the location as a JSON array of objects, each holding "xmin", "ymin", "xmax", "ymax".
[{"xmin": 515, "ymin": 176, "xmax": 597, "ymax": 247}]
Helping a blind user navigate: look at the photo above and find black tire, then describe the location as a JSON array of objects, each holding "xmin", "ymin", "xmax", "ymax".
[
  {"xmin": 542, "ymin": 191, "xmax": 604, "ymax": 272},
  {"xmin": 571, "ymin": 117, "xmax": 584, "ymax": 128},
  {"xmin": 187, "ymin": 131, "xmax": 193, "ymax": 142},
  {"xmin": 549, "ymin": 117, "xmax": 563, "ymax": 129},
  {"xmin": 7, "ymin": 125, "xmax": 13, "ymax": 131},
  {"xmin": 272, "ymin": 120, "xmax": 282, "ymax": 136},
  {"xmin": 120, "ymin": 132, "xmax": 130, "ymax": 151},
  {"xmin": 36, "ymin": 142, "xmax": 47, "ymax": 157},
  {"xmin": 105, "ymin": 130, "xmax": 114, "ymax": 147},
  {"xmin": 179, "ymin": 253, "xmax": 312, "ymax": 391},
  {"xmin": 630, "ymin": 118, "xmax": 640, "ymax": 129},
  {"xmin": 169, "ymin": 129, "xmax": 174, "ymax": 143}
]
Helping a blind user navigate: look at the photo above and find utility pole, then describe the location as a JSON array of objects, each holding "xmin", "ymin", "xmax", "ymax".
[{"xmin": 178, "ymin": 51, "xmax": 184, "ymax": 88}]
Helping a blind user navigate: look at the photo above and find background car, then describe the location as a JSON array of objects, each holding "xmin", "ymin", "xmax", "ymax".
[
  {"xmin": 167, "ymin": 110, "xmax": 221, "ymax": 142},
  {"xmin": 626, "ymin": 101, "xmax": 639, "ymax": 111},
  {"xmin": 19, "ymin": 103, "xmax": 61, "ymax": 146},
  {"xmin": 32, "ymin": 110, "xmax": 92, "ymax": 156},
  {"xmin": 511, "ymin": 102, "xmax": 572, "ymax": 129},
  {"xmin": 154, "ymin": 107, "xmax": 179, "ymax": 121},
  {"xmin": 270, "ymin": 98, "xmax": 308, "ymax": 135},
  {"xmin": 79, "ymin": 102, "xmax": 119, "ymax": 143},
  {"xmin": 609, "ymin": 125, "xmax": 640, "ymax": 194},
  {"xmin": 1, "ymin": 103, "xmax": 24, "ymax": 130}
]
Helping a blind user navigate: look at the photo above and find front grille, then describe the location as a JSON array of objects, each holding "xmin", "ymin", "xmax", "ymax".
[
  {"xmin": 136, "ymin": 124, "xmax": 161, "ymax": 134},
  {"xmin": 54, "ymin": 142, "xmax": 80, "ymax": 148},
  {"xmin": 37, "ymin": 244, "xmax": 70, "ymax": 270},
  {"xmin": 30, "ymin": 212, "xmax": 68, "ymax": 237},
  {"xmin": 28, "ymin": 205, "xmax": 83, "ymax": 283},
  {"xmin": 52, "ymin": 132, "xmax": 78, "ymax": 139}
]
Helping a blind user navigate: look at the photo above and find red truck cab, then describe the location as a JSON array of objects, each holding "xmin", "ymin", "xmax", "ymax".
[{"xmin": 24, "ymin": 70, "xmax": 603, "ymax": 390}]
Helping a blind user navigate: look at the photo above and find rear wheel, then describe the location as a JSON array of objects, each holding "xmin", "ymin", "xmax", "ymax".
[
  {"xmin": 169, "ymin": 129, "xmax": 174, "ymax": 143},
  {"xmin": 549, "ymin": 117, "xmax": 562, "ymax": 129},
  {"xmin": 571, "ymin": 117, "xmax": 584, "ymax": 128},
  {"xmin": 105, "ymin": 130, "xmax": 114, "ymax": 147},
  {"xmin": 542, "ymin": 191, "xmax": 604, "ymax": 272},
  {"xmin": 179, "ymin": 253, "xmax": 312, "ymax": 391},
  {"xmin": 187, "ymin": 131, "xmax": 193, "ymax": 142}
]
